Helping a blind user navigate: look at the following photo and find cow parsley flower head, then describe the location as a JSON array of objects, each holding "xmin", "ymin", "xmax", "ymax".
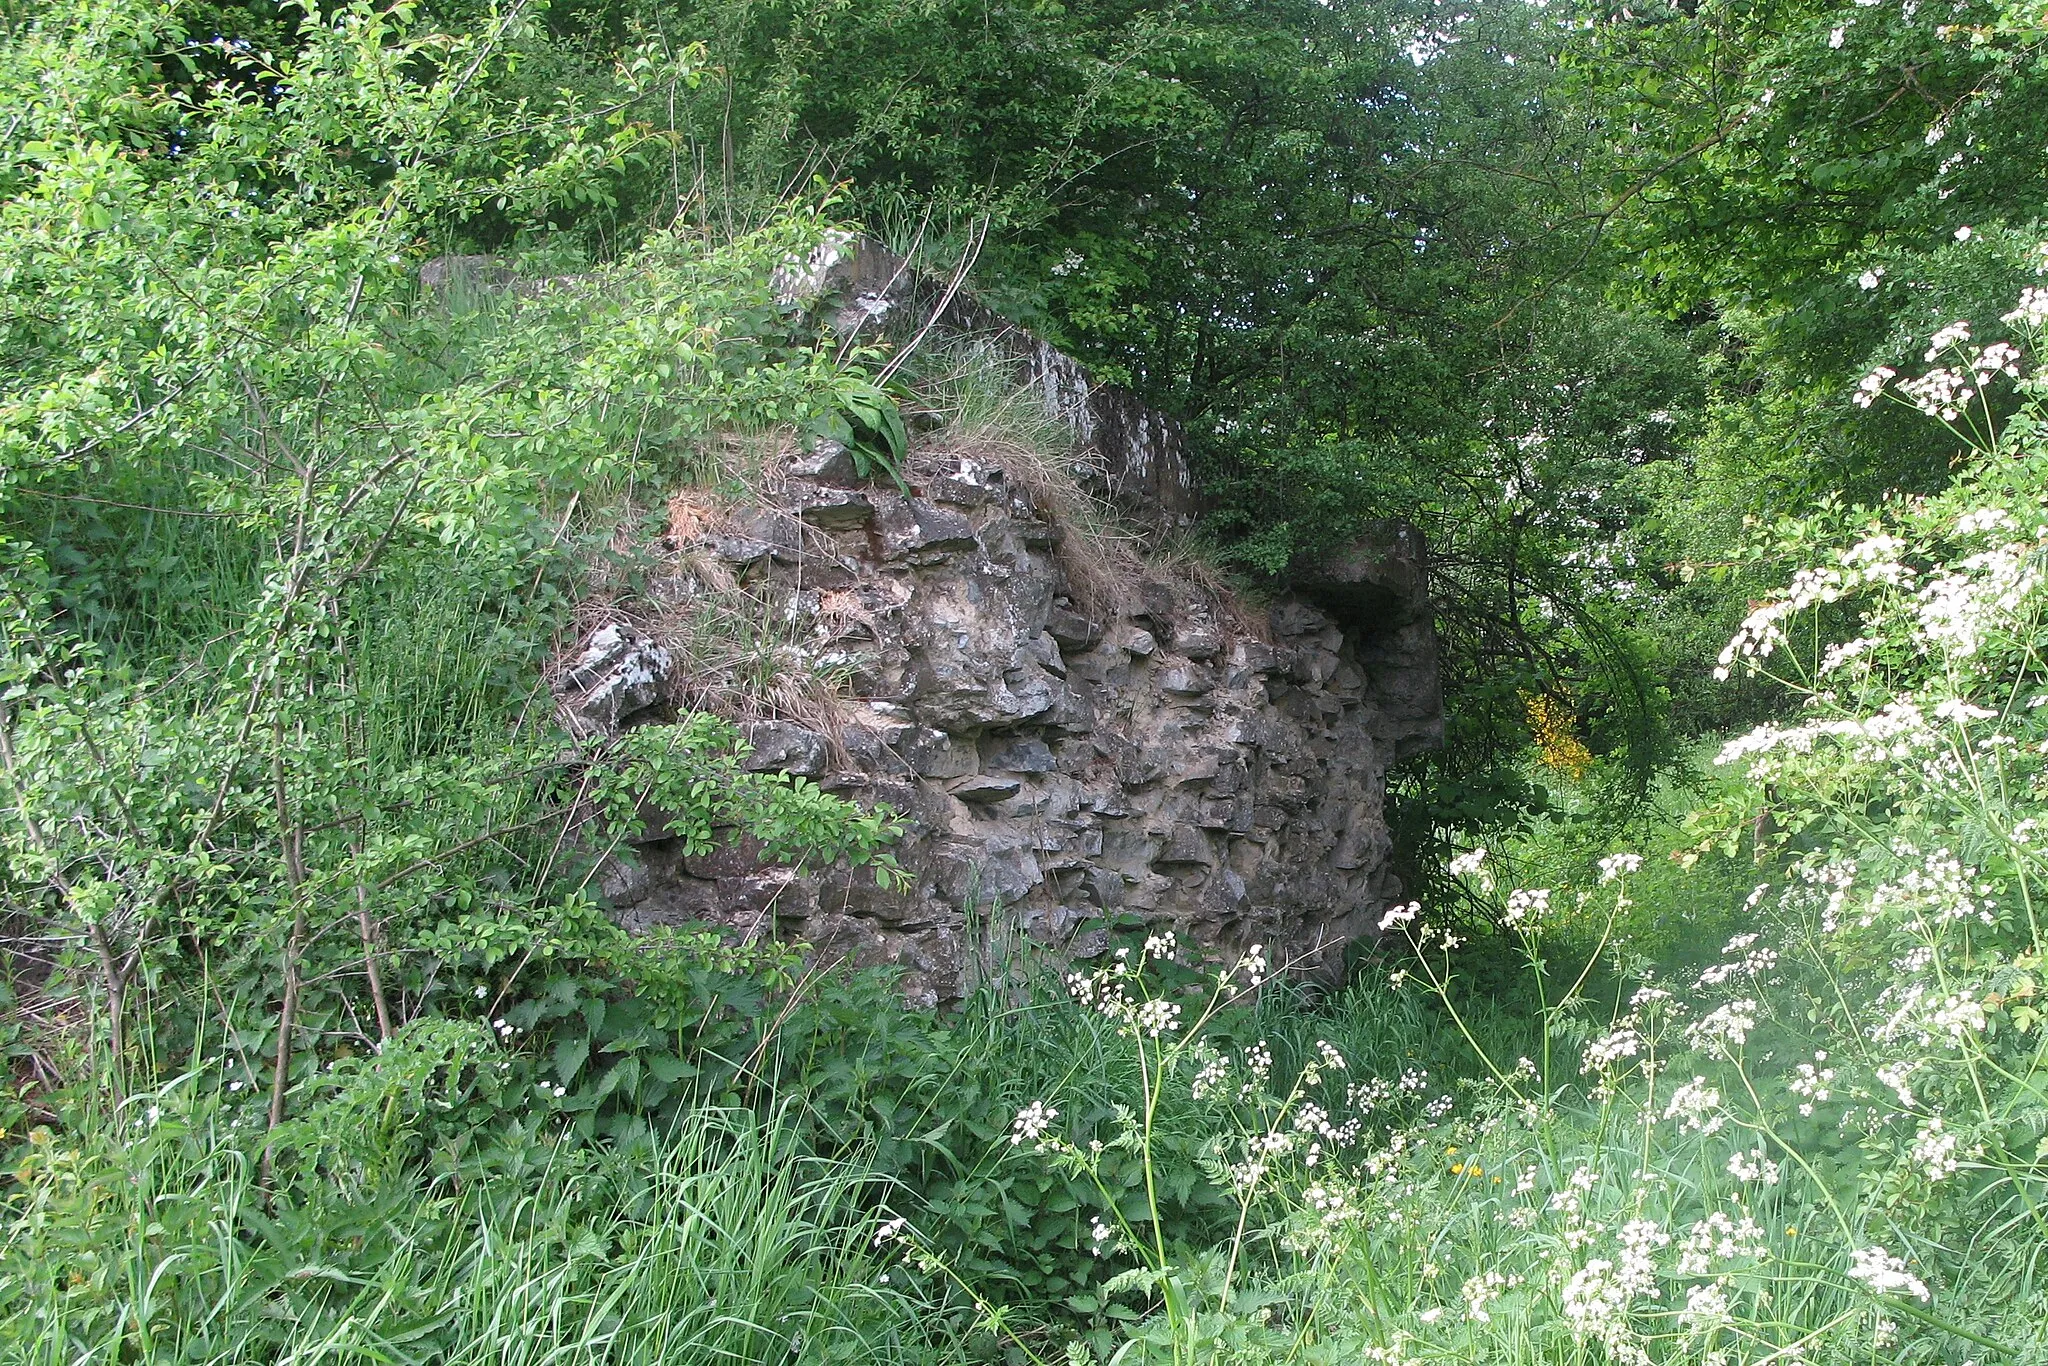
[
  {"xmin": 1687, "ymin": 999, "xmax": 1758, "ymax": 1057},
  {"xmin": 1378, "ymin": 902, "xmax": 1420, "ymax": 933},
  {"xmin": 1448, "ymin": 848, "xmax": 1488, "ymax": 878},
  {"xmin": 1011, "ymin": 1100, "xmax": 1059, "ymax": 1146},
  {"xmin": 1598, "ymin": 852, "xmax": 1644, "ymax": 883},
  {"xmin": 1848, "ymin": 1246, "xmax": 1930, "ymax": 1301},
  {"xmin": 2003, "ymin": 285, "xmax": 2048, "ymax": 328}
]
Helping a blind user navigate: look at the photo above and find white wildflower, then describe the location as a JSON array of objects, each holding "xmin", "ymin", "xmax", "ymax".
[
  {"xmin": 1726, "ymin": 1146, "xmax": 1781, "ymax": 1185},
  {"xmin": 2003, "ymin": 286, "xmax": 2048, "ymax": 328},
  {"xmin": 1378, "ymin": 901, "xmax": 1420, "ymax": 932},
  {"xmin": 1503, "ymin": 887, "xmax": 1551, "ymax": 926},
  {"xmin": 1687, "ymin": 1000, "xmax": 1758, "ymax": 1057},
  {"xmin": 1912, "ymin": 1117, "xmax": 1961, "ymax": 1181},
  {"xmin": 1598, "ymin": 852, "xmax": 1644, "ymax": 883},
  {"xmin": 1848, "ymin": 1246, "xmax": 1930, "ymax": 1301},
  {"xmin": 1683, "ymin": 1280, "xmax": 1733, "ymax": 1331},
  {"xmin": 1663, "ymin": 1077, "xmax": 1726, "ymax": 1134},
  {"xmin": 1011, "ymin": 1100, "xmax": 1059, "ymax": 1146}
]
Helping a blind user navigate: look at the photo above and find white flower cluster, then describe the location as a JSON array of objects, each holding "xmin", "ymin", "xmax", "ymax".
[
  {"xmin": 1503, "ymin": 887, "xmax": 1551, "ymax": 926},
  {"xmin": 1926, "ymin": 319, "xmax": 1972, "ymax": 358},
  {"xmin": 1302, "ymin": 1182, "xmax": 1354, "ymax": 1225},
  {"xmin": 1687, "ymin": 1000, "xmax": 1758, "ymax": 1058},
  {"xmin": 1877, "ymin": 1059, "xmax": 1921, "ymax": 1108},
  {"xmin": 1581, "ymin": 1025, "xmax": 1643, "ymax": 1076},
  {"xmin": 1714, "ymin": 709, "xmax": 1895, "ymax": 772},
  {"xmin": 1662, "ymin": 1077, "xmax": 1725, "ymax": 1134},
  {"xmin": 1789, "ymin": 1054, "xmax": 1835, "ymax": 1116},
  {"xmin": 1011, "ymin": 1100, "xmax": 1059, "ymax": 1146},
  {"xmin": 1342, "ymin": 1076, "xmax": 1392, "ymax": 1116},
  {"xmin": 1560, "ymin": 1224, "xmax": 1667, "ymax": 1366},
  {"xmin": 1696, "ymin": 933, "xmax": 1778, "ymax": 988},
  {"xmin": 1726, "ymin": 1146, "xmax": 1782, "ymax": 1185},
  {"xmin": 1847, "ymin": 1246, "xmax": 1931, "ymax": 1302},
  {"xmin": 2004, "ymin": 286, "xmax": 2048, "ymax": 328},
  {"xmin": 1863, "ymin": 851, "xmax": 1994, "ymax": 928},
  {"xmin": 1819, "ymin": 635, "xmax": 1883, "ymax": 674},
  {"xmin": 1915, "ymin": 543, "xmax": 2043, "ymax": 657},
  {"xmin": 1461, "ymin": 1269, "xmax": 1518, "ymax": 1323},
  {"xmin": 1854, "ymin": 365, "xmax": 1898, "ymax": 408},
  {"xmin": 1682, "ymin": 1280, "xmax": 1733, "ymax": 1332},
  {"xmin": 1911, "ymin": 1117, "xmax": 1963, "ymax": 1182},
  {"xmin": 1871, "ymin": 981, "xmax": 1988, "ymax": 1046},
  {"xmin": 1547, "ymin": 1164, "xmax": 1598, "ymax": 1216},
  {"xmin": 1676, "ymin": 1211, "xmax": 1767, "ymax": 1276},
  {"xmin": 1066, "ymin": 946, "xmax": 1197, "ymax": 1038},
  {"xmin": 1597, "ymin": 852, "xmax": 1644, "ymax": 883}
]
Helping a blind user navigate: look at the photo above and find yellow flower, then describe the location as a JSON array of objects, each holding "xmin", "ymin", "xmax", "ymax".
[
  {"xmin": 1522, "ymin": 692, "xmax": 1594, "ymax": 780},
  {"xmin": 1450, "ymin": 1162, "xmax": 1466, "ymax": 1176},
  {"xmin": 1785, "ymin": 1226, "xmax": 1797, "ymax": 1237}
]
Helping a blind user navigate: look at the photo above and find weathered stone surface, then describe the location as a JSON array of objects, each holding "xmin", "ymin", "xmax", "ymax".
[
  {"xmin": 799, "ymin": 487, "xmax": 874, "ymax": 530},
  {"xmin": 876, "ymin": 496, "xmax": 978, "ymax": 559},
  {"xmin": 739, "ymin": 721, "xmax": 830, "ymax": 778},
  {"xmin": 565, "ymin": 448, "xmax": 1442, "ymax": 994},
  {"xmin": 949, "ymin": 775, "xmax": 1023, "ymax": 805},
  {"xmin": 790, "ymin": 439, "xmax": 858, "ymax": 484},
  {"xmin": 555, "ymin": 243, "xmax": 1445, "ymax": 999},
  {"xmin": 1046, "ymin": 608, "xmax": 1103, "ymax": 651},
  {"xmin": 553, "ymin": 623, "xmax": 672, "ymax": 736}
]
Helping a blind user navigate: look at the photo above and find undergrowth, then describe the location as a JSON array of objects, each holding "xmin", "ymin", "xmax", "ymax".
[{"xmin": 6, "ymin": 3, "xmax": 2048, "ymax": 1364}]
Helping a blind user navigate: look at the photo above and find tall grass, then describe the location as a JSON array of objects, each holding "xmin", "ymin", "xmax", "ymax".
[{"xmin": 0, "ymin": 1096, "xmax": 947, "ymax": 1365}]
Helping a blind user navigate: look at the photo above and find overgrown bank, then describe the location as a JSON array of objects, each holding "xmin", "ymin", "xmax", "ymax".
[{"xmin": 6, "ymin": 0, "xmax": 2048, "ymax": 1362}]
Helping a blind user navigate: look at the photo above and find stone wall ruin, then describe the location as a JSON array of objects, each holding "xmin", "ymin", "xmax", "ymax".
[{"xmin": 555, "ymin": 241, "xmax": 1443, "ymax": 1005}]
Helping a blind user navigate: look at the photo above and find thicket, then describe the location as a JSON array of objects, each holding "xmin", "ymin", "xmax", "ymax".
[{"xmin": 5, "ymin": 0, "xmax": 2048, "ymax": 1362}]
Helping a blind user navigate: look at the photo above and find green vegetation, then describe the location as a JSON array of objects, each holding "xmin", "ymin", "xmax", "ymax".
[{"xmin": 5, "ymin": 0, "xmax": 2048, "ymax": 1361}]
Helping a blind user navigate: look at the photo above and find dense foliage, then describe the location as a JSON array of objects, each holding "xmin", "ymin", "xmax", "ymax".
[{"xmin": 6, "ymin": 0, "xmax": 2048, "ymax": 1361}]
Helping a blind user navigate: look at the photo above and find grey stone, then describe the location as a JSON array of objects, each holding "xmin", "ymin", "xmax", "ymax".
[
  {"xmin": 1154, "ymin": 825, "xmax": 1215, "ymax": 868},
  {"xmin": 790, "ymin": 440, "xmax": 858, "ymax": 483},
  {"xmin": 985, "ymin": 737, "xmax": 1056, "ymax": 772},
  {"xmin": 1046, "ymin": 608, "xmax": 1103, "ymax": 651},
  {"xmin": 899, "ymin": 727, "xmax": 978, "ymax": 779},
  {"xmin": 739, "ymin": 721, "xmax": 829, "ymax": 778},
  {"xmin": 876, "ymin": 496, "xmax": 978, "ymax": 558},
  {"xmin": 949, "ymin": 775, "xmax": 1023, "ymax": 805},
  {"xmin": 710, "ymin": 536, "xmax": 777, "ymax": 569},
  {"xmin": 1176, "ymin": 621, "xmax": 1224, "ymax": 661},
  {"xmin": 799, "ymin": 488, "xmax": 875, "ymax": 530},
  {"xmin": 554, "ymin": 623, "xmax": 671, "ymax": 736}
]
